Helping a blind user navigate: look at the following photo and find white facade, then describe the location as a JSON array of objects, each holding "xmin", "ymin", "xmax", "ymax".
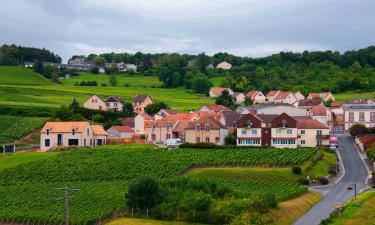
[
  {"xmin": 107, "ymin": 127, "xmax": 134, "ymax": 139},
  {"xmin": 298, "ymin": 128, "xmax": 330, "ymax": 147},
  {"xmin": 236, "ymin": 128, "xmax": 262, "ymax": 146},
  {"xmin": 84, "ymin": 95, "xmax": 108, "ymax": 111},
  {"xmin": 343, "ymin": 104, "xmax": 375, "ymax": 130}
]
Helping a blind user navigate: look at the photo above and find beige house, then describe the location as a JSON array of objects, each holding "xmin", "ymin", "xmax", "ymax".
[
  {"xmin": 296, "ymin": 118, "xmax": 330, "ymax": 147},
  {"xmin": 209, "ymin": 87, "xmax": 234, "ymax": 97},
  {"xmin": 40, "ymin": 122, "xmax": 107, "ymax": 151},
  {"xmin": 216, "ymin": 61, "xmax": 232, "ymax": 70},
  {"xmin": 145, "ymin": 118, "xmax": 180, "ymax": 144},
  {"xmin": 294, "ymin": 91, "xmax": 305, "ymax": 101},
  {"xmin": 343, "ymin": 104, "xmax": 375, "ymax": 130},
  {"xmin": 273, "ymin": 91, "xmax": 298, "ymax": 105},
  {"xmin": 232, "ymin": 92, "xmax": 245, "ymax": 103},
  {"xmin": 245, "ymin": 91, "xmax": 266, "ymax": 104},
  {"xmin": 134, "ymin": 114, "xmax": 154, "ymax": 135},
  {"xmin": 184, "ymin": 117, "xmax": 228, "ymax": 145},
  {"xmin": 83, "ymin": 95, "xmax": 124, "ymax": 111},
  {"xmin": 107, "ymin": 126, "xmax": 134, "ymax": 139},
  {"xmin": 307, "ymin": 92, "xmax": 335, "ymax": 102},
  {"xmin": 133, "ymin": 95, "xmax": 153, "ymax": 114}
]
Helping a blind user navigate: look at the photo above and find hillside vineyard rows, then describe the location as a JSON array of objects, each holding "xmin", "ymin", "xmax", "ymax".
[
  {"xmin": 0, "ymin": 115, "xmax": 47, "ymax": 139},
  {"xmin": 0, "ymin": 144, "xmax": 315, "ymax": 224}
]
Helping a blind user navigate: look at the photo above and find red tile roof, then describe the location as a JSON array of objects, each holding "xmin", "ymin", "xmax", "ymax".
[
  {"xmin": 311, "ymin": 105, "xmax": 327, "ymax": 116},
  {"xmin": 210, "ymin": 87, "xmax": 231, "ymax": 95},
  {"xmin": 330, "ymin": 102, "xmax": 344, "ymax": 107},
  {"xmin": 295, "ymin": 118, "xmax": 328, "ymax": 129},
  {"xmin": 185, "ymin": 116, "xmax": 225, "ymax": 129},
  {"xmin": 110, "ymin": 126, "xmax": 134, "ymax": 133},
  {"xmin": 275, "ymin": 91, "xmax": 292, "ymax": 100},
  {"xmin": 246, "ymin": 91, "xmax": 258, "ymax": 98},
  {"xmin": 201, "ymin": 104, "xmax": 231, "ymax": 112},
  {"xmin": 266, "ymin": 90, "xmax": 280, "ymax": 97}
]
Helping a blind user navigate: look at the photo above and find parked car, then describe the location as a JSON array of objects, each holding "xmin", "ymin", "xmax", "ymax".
[{"xmin": 166, "ymin": 139, "xmax": 182, "ymax": 148}]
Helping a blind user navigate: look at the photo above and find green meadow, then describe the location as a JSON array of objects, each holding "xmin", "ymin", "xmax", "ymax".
[{"xmin": 0, "ymin": 66, "xmax": 52, "ymax": 85}]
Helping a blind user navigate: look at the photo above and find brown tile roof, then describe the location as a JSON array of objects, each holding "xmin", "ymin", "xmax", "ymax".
[
  {"xmin": 312, "ymin": 105, "xmax": 327, "ymax": 116},
  {"xmin": 308, "ymin": 92, "xmax": 332, "ymax": 99},
  {"xmin": 165, "ymin": 113, "xmax": 196, "ymax": 120},
  {"xmin": 92, "ymin": 125, "xmax": 107, "ymax": 136},
  {"xmin": 110, "ymin": 126, "xmax": 134, "ymax": 133},
  {"xmin": 331, "ymin": 102, "xmax": 344, "ymax": 107},
  {"xmin": 147, "ymin": 117, "xmax": 179, "ymax": 128},
  {"xmin": 185, "ymin": 116, "xmax": 225, "ymax": 129},
  {"xmin": 173, "ymin": 120, "xmax": 191, "ymax": 132},
  {"xmin": 295, "ymin": 118, "xmax": 328, "ymax": 129},
  {"xmin": 201, "ymin": 104, "xmax": 231, "ymax": 112},
  {"xmin": 106, "ymin": 96, "xmax": 125, "ymax": 104},
  {"xmin": 41, "ymin": 122, "xmax": 89, "ymax": 133},
  {"xmin": 298, "ymin": 98, "xmax": 323, "ymax": 107},
  {"xmin": 141, "ymin": 114, "xmax": 154, "ymax": 121}
]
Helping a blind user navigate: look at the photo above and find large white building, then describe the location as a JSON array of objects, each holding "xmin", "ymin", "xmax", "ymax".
[{"xmin": 343, "ymin": 104, "xmax": 375, "ymax": 130}]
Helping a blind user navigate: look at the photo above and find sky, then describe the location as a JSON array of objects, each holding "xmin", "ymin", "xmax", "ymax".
[{"xmin": 0, "ymin": 0, "xmax": 374, "ymax": 62}]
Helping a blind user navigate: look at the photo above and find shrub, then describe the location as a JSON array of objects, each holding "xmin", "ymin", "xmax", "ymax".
[
  {"xmin": 318, "ymin": 177, "xmax": 329, "ymax": 185},
  {"xmin": 328, "ymin": 166, "xmax": 337, "ymax": 175},
  {"xmin": 316, "ymin": 151, "xmax": 324, "ymax": 160},
  {"xmin": 349, "ymin": 124, "xmax": 368, "ymax": 137},
  {"xmin": 292, "ymin": 166, "xmax": 302, "ymax": 174},
  {"xmin": 101, "ymin": 83, "xmax": 107, "ymax": 87},
  {"xmin": 263, "ymin": 193, "xmax": 278, "ymax": 208},
  {"xmin": 179, "ymin": 142, "xmax": 222, "ymax": 149},
  {"xmin": 124, "ymin": 83, "xmax": 130, "ymax": 87},
  {"xmin": 297, "ymin": 178, "xmax": 310, "ymax": 186}
]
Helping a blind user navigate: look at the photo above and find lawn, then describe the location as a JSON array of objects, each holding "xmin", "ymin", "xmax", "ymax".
[
  {"xmin": 335, "ymin": 92, "xmax": 375, "ymax": 102},
  {"xmin": 328, "ymin": 190, "xmax": 375, "ymax": 225},
  {"xmin": 0, "ymin": 152, "xmax": 58, "ymax": 170},
  {"xmin": 106, "ymin": 218, "xmax": 205, "ymax": 225},
  {"xmin": 0, "ymin": 66, "xmax": 52, "ymax": 85},
  {"xmin": 209, "ymin": 77, "xmax": 225, "ymax": 86},
  {"xmin": 62, "ymin": 72, "xmax": 162, "ymax": 87}
]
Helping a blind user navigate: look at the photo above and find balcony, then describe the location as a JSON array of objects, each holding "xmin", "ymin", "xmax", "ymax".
[{"xmin": 316, "ymin": 134, "xmax": 330, "ymax": 139}]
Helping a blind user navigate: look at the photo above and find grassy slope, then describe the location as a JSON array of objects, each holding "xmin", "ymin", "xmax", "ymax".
[
  {"xmin": 0, "ymin": 66, "xmax": 51, "ymax": 85},
  {"xmin": 62, "ymin": 72, "xmax": 162, "ymax": 87},
  {"xmin": 270, "ymin": 192, "xmax": 322, "ymax": 225},
  {"xmin": 106, "ymin": 218, "xmax": 205, "ymax": 225},
  {"xmin": 0, "ymin": 152, "xmax": 58, "ymax": 170},
  {"xmin": 335, "ymin": 92, "xmax": 375, "ymax": 102},
  {"xmin": 329, "ymin": 190, "xmax": 375, "ymax": 225}
]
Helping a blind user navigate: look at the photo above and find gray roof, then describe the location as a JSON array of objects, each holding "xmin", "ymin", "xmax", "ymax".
[
  {"xmin": 343, "ymin": 104, "xmax": 375, "ymax": 110},
  {"xmin": 221, "ymin": 111, "xmax": 241, "ymax": 126},
  {"xmin": 298, "ymin": 98, "xmax": 323, "ymax": 106},
  {"xmin": 133, "ymin": 95, "xmax": 151, "ymax": 103}
]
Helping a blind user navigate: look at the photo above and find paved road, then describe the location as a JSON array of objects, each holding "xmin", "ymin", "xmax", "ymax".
[{"xmin": 293, "ymin": 135, "xmax": 369, "ymax": 225}]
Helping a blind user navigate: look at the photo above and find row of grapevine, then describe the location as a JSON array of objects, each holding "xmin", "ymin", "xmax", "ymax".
[{"xmin": 0, "ymin": 115, "xmax": 47, "ymax": 139}]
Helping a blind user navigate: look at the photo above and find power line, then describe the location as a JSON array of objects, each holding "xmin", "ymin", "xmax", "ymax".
[{"xmin": 51, "ymin": 187, "xmax": 80, "ymax": 225}]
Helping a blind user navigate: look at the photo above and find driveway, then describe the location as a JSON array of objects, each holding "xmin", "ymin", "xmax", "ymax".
[{"xmin": 293, "ymin": 134, "xmax": 370, "ymax": 225}]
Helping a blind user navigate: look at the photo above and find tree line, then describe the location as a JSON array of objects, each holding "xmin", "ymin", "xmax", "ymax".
[{"xmin": 0, "ymin": 44, "xmax": 61, "ymax": 65}]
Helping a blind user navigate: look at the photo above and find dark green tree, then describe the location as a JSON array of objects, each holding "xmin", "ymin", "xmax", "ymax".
[{"xmin": 145, "ymin": 101, "xmax": 168, "ymax": 115}]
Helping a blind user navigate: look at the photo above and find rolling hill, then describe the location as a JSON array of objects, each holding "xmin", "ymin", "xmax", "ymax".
[{"xmin": 0, "ymin": 66, "xmax": 52, "ymax": 85}]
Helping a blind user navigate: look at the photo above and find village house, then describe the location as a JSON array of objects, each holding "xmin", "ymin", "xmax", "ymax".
[
  {"xmin": 83, "ymin": 95, "xmax": 124, "ymax": 111},
  {"xmin": 40, "ymin": 122, "xmax": 107, "ymax": 151},
  {"xmin": 273, "ymin": 91, "xmax": 298, "ymax": 106},
  {"xmin": 232, "ymin": 92, "xmax": 245, "ymax": 103},
  {"xmin": 265, "ymin": 90, "xmax": 281, "ymax": 102},
  {"xmin": 307, "ymin": 92, "xmax": 335, "ymax": 102},
  {"xmin": 134, "ymin": 114, "xmax": 154, "ymax": 135},
  {"xmin": 107, "ymin": 126, "xmax": 134, "ymax": 139},
  {"xmin": 245, "ymin": 91, "xmax": 266, "ymax": 104},
  {"xmin": 237, "ymin": 104, "xmax": 309, "ymax": 117},
  {"xmin": 216, "ymin": 61, "xmax": 232, "ymax": 70},
  {"xmin": 209, "ymin": 87, "xmax": 234, "ymax": 97},
  {"xmin": 121, "ymin": 117, "xmax": 135, "ymax": 128},
  {"xmin": 133, "ymin": 95, "xmax": 153, "ymax": 114},
  {"xmin": 236, "ymin": 113, "xmax": 329, "ymax": 148},
  {"xmin": 294, "ymin": 91, "xmax": 305, "ymax": 101},
  {"xmin": 309, "ymin": 105, "xmax": 333, "ymax": 128},
  {"xmin": 154, "ymin": 109, "xmax": 181, "ymax": 120},
  {"xmin": 343, "ymin": 104, "xmax": 375, "ymax": 130},
  {"xmin": 145, "ymin": 117, "xmax": 180, "ymax": 144},
  {"xmin": 298, "ymin": 98, "xmax": 323, "ymax": 107},
  {"xmin": 330, "ymin": 102, "xmax": 345, "ymax": 131},
  {"xmin": 199, "ymin": 104, "xmax": 231, "ymax": 113}
]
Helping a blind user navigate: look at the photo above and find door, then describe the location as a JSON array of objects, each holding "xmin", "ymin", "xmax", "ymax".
[
  {"xmin": 97, "ymin": 139, "xmax": 103, "ymax": 145},
  {"xmin": 57, "ymin": 134, "xmax": 62, "ymax": 146},
  {"xmin": 261, "ymin": 128, "xmax": 271, "ymax": 146}
]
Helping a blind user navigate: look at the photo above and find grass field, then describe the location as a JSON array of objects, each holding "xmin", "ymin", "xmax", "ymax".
[
  {"xmin": 335, "ymin": 92, "xmax": 375, "ymax": 102},
  {"xmin": 0, "ymin": 66, "xmax": 52, "ymax": 85},
  {"xmin": 327, "ymin": 190, "xmax": 375, "ymax": 225},
  {"xmin": 62, "ymin": 72, "xmax": 162, "ymax": 87},
  {"xmin": 0, "ymin": 152, "xmax": 58, "ymax": 170},
  {"xmin": 106, "ymin": 218, "xmax": 205, "ymax": 225},
  {"xmin": 209, "ymin": 77, "xmax": 225, "ymax": 86}
]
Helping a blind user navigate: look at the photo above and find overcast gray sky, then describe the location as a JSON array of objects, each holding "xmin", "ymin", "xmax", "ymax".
[{"xmin": 1, "ymin": 0, "xmax": 374, "ymax": 62}]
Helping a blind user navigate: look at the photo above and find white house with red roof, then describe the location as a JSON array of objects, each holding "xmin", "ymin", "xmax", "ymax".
[
  {"xmin": 246, "ymin": 91, "xmax": 266, "ymax": 103},
  {"xmin": 296, "ymin": 117, "xmax": 330, "ymax": 147},
  {"xmin": 309, "ymin": 105, "xmax": 333, "ymax": 128},
  {"xmin": 265, "ymin": 90, "xmax": 281, "ymax": 102},
  {"xmin": 294, "ymin": 91, "xmax": 305, "ymax": 101},
  {"xmin": 307, "ymin": 92, "xmax": 335, "ymax": 102},
  {"xmin": 107, "ymin": 126, "xmax": 134, "ymax": 139},
  {"xmin": 273, "ymin": 91, "xmax": 298, "ymax": 106},
  {"xmin": 84, "ymin": 95, "xmax": 124, "ymax": 111},
  {"xmin": 209, "ymin": 87, "xmax": 234, "ymax": 97}
]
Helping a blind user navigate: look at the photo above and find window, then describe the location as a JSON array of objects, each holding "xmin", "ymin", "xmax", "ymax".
[
  {"xmin": 317, "ymin": 140, "xmax": 322, "ymax": 146},
  {"xmin": 72, "ymin": 128, "xmax": 76, "ymax": 135},
  {"xmin": 232, "ymin": 121, "xmax": 236, "ymax": 127},
  {"xmin": 45, "ymin": 139, "xmax": 50, "ymax": 147},
  {"xmin": 252, "ymin": 129, "xmax": 257, "ymax": 135},
  {"xmin": 92, "ymin": 99, "xmax": 94, "ymax": 103},
  {"xmin": 276, "ymin": 129, "xmax": 281, "ymax": 134},
  {"xmin": 90, "ymin": 139, "xmax": 92, "ymax": 146},
  {"xmin": 241, "ymin": 129, "xmax": 247, "ymax": 135},
  {"xmin": 87, "ymin": 129, "xmax": 89, "ymax": 136},
  {"xmin": 114, "ymin": 103, "xmax": 117, "ymax": 107},
  {"xmin": 152, "ymin": 125, "xmax": 156, "ymax": 132},
  {"xmin": 359, "ymin": 112, "xmax": 365, "ymax": 121},
  {"xmin": 205, "ymin": 125, "xmax": 210, "ymax": 131},
  {"xmin": 247, "ymin": 120, "xmax": 252, "ymax": 127},
  {"xmin": 166, "ymin": 133, "xmax": 171, "ymax": 139},
  {"xmin": 196, "ymin": 125, "xmax": 201, "ymax": 131},
  {"xmin": 301, "ymin": 130, "xmax": 305, "ymax": 135},
  {"xmin": 349, "ymin": 112, "xmax": 354, "ymax": 121},
  {"xmin": 371, "ymin": 112, "xmax": 375, "ymax": 121},
  {"xmin": 272, "ymin": 139, "xmax": 295, "ymax": 145},
  {"xmin": 281, "ymin": 120, "xmax": 287, "ymax": 127},
  {"xmin": 166, "ymin": 123, "xmax": 170, "ymax": 131},
  {"xmin": 301, "ymin": 140, "xmax": 305, "ymax": 145},
  {"xmin": 206, "ymin": 137, "xmax": 210, "ymax": 143},
  {"xmin": 46, "ymin": 129, "xmax": 50, "ymax": 135},
  {"xmin": 317, "ymin": 130, "xmax": 322, "ymax": 135},
  {"xmin": 287, "ymin": 129, "xmax": 292, "ymax": 134},
  {"xmin": 84, "ymin": 139, "xmax": 86, "ymax": 146},
  {"xmin": 196, "ymin": 137, "xmax": 200, "ymax": 143},
  {"xmin": 152, "ymin": 134, "xmax": 156, "ymax": 141}
]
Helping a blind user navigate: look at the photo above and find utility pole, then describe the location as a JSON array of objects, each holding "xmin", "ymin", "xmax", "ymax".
[{"xmin": 51, "ymin": 187, "xmax": 80, "ymax": 225}]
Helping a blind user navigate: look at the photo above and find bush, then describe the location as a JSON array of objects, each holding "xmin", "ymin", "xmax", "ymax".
[
  {"xmin": 292, "ymin": 166, "xmax": 302, "ymax": 174},
  {"xmin": 328, "ymin": 166, "xmax": 337, "ymax": 175},
  {"xmin": 318, "ymin": 177, "xmax": 329, "ymax": 185},
  {"xmin": 349, "ymin": 124, "xmax": 368, "ymax": 137},
  {"xmin": 316, "ymin": 151, "xmax": 324, "ymax": 160},
  {"xmin": 297, "ymin": 178, "xmax": 310, "ymax": 186},
  {"xmin": 124, "ymin": 83, "xmax": 130, "ymax": 87},
  {"xmin": 101, "ymin": 83, "xmax": 107, "ymax": 87},
  {"xmin": 179, "ymin": 142, "xmax": 222, "ymax": 149}
]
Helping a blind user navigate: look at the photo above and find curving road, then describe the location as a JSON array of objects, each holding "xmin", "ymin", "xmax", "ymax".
[{"xmin": 293, "ymin": 134, "xmax": 369, "ymax": 225}]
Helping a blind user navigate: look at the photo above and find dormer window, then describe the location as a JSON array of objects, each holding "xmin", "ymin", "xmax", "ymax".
[
  {"xmin": 247, "ymin": 120, "xmax": 252, "ymax": 128},
  {"xmin": 72, "ymin": 128, "xmax": 76, "ymax": 135},
  {"xmin": 46, "ymin": 128, "xmax": 50, "ymax": 135},
  {"xmin": 196, "ymin": 124, "xmax": 201, "ymax": 131}
]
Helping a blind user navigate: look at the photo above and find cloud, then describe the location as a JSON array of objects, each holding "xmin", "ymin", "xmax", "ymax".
[{"xmin": 0, "ymin": 0, "xmax": 374, "ymax": 62}]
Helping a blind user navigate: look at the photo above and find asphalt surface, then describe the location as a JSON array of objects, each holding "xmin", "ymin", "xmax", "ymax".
[{"xmin": 293, "ymin": 134, "xmax": 369, "ymax": 225}]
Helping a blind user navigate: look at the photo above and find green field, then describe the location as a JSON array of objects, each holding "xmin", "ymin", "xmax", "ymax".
[
  {"xmin": 0, "ymin": 152, "xmax": 58, "ymax": 170},
  {"xmin": 107, "ymin": 218, "xmax": 205, "ymax": 225},
  {"xmin": 335, "ymin": 92, "xmax": 375, "ymax": 102},
  {"xmin": 209, "ymin": 76, "xmax": 225, "ymax": 86},
  {"xmin": 62, "ymin": 72, "xmax": 162, "ymax": 87},
  {"xmin": 326, "ymin": 190, "xmax": 375, "ymax": 225},
  {"xmin": 0, "ymin": 144, "xmax": 315, "ymax": 224},
  {"xmin": 0, "ymin": 115, "xmax": 47, "ymax": 144},
  {"xmin": 0, "ymin": 66, "xmax": 52, "ymax": 85}
]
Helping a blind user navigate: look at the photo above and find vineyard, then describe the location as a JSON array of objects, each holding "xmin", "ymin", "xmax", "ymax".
[
  {"xmin": 0, "ymin": 115, "xmax": 47, "ymax": 140},
  {"xmin": 0, "ymin": 144, "xmax": 316, "ymax": 224}
]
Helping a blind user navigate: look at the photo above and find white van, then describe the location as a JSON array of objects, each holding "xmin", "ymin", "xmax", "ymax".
[{"xmin": 166, "ymin": 139, "xmax": 182, "ymax": 148}]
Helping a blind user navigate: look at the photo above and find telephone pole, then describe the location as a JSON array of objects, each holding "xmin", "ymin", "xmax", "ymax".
[{"xmin": 51, "ymin": 187, "xmax": 80, "ymax": 225}]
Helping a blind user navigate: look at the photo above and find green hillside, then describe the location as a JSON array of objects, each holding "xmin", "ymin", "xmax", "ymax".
[{"xmin": 0, "ymin": 66, "xmax": 52, "ymax": 85}]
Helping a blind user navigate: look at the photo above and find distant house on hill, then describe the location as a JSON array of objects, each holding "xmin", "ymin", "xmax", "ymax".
[
  {"xmin": 209, "ymin": 87, "xmax": 234, "ymax": 97},
  {"xmin": 294, "ymin": 91, "xmax": 305, "ymax": 101},
  {"xmin": 246, "ymin": 91, "xmax": 266, "ymax": 104},
  {"xmin": 216, "ymin": 61, "xmax": 232, "ymax": 70},
  {"xmin": 307, "ymin": 92, "xmax": 335, "ymax": 102},
  {"xmin": 232, "ymin": 92, "xmax": 245, "ymax": 103},
  {"xmin": 199, "ymin": 104, "xmax": 231, "ymax": 113},
  {"xmin": 133, "ymin": 95, "xmax": 153, "ymax": 114},
  {"xmin": 83, "ymin": 95, "xmax": 124, "ymax": 112},
  {"xmin": 40, "ymin": 122, "xmax": 107, "ymax": 151}
]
